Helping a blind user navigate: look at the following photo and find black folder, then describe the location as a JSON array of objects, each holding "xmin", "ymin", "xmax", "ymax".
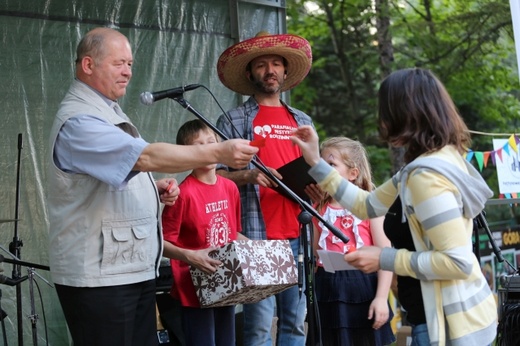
[{"xmin": 273, "ymin": 156, "xmax": 316, "ymax": 202}]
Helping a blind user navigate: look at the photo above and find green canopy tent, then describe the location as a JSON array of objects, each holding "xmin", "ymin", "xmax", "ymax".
[{"xmin": 0, "ymin": 1, "xmax": 287, "ymax": 344}]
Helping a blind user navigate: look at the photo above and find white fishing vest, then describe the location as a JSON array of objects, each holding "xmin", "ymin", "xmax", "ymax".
[{"xmin": 47, "ymin": 80, "xmax": 162, "ymax": 287}]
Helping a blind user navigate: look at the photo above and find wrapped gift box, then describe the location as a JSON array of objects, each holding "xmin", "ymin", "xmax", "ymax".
[{"xmin": 190, "ymin": 240, "xmax": 298, "ymax": 308}]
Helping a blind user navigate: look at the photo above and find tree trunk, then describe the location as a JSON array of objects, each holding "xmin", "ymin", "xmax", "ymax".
[{"xmin": 375, "ymin": 0, "xmax": 404, "ymax": 173}]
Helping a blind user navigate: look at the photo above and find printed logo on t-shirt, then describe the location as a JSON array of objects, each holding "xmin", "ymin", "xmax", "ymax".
[
  {"xmin": 205, "ymin": 199, "xmax": 231, "ymax": 247},
  {"xmin": 205, "ymin": 200, "xmax": 229, "ymax": 213},
  {"xmin": 332, "ymin": 215, "xmax": 354, "ymax": 245},
  {"xmin": 254, "ymin": 125, "xmax": 272, "ymax": 137},
  {"xmin": 207, "ymin": 212, "xmax": 231, "ymax": 247},
  {"xmin": 254, "ymin": 124, "xmax": 294, "ymax": 141}
]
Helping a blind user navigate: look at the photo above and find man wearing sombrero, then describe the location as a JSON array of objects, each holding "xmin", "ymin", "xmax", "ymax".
[{"xmin": 216, "ymin": 31, "xmax": 313, "ymax": 345}]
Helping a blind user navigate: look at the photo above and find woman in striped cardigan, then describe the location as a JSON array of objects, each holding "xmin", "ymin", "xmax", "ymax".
[{"xmin": 291, "ymin": 67, "xmax": 497, "ymax": 346}]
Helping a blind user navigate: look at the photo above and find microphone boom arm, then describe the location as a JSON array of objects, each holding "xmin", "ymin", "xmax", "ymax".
[{"xmin": 173, "ymin": 97, "xmax": 349, "ymax": 244}]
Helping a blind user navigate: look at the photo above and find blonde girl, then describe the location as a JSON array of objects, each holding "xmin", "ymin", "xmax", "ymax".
[{"xmin": 312, "ymin": 137, "xmax": 395, "ymax": 346}]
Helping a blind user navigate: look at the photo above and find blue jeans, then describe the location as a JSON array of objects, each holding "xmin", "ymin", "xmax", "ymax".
[
  {"xmin": 411, "ymin": 323, "xmax": 430, "ymax": 346},
  {"xmin": 242, "ymin": 237, "xmax": 307, "ymax": 346}
]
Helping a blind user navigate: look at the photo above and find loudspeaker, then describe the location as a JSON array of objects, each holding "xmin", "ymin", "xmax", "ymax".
[{"xmin": 496, "ymin": 275, "xmax": 520, "ymax": 346}]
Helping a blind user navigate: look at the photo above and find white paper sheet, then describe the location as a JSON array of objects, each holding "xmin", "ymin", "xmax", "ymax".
[{"xmin": 317, "ymin": 249, "xmax": 357, "ymax": 273}]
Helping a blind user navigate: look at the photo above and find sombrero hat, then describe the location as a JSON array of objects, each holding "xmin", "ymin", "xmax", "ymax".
[{"xmin": 217, "ymin": 31, "xmax": 312, "ymax": 96}]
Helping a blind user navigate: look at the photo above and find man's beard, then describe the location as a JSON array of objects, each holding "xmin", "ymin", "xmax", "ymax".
[{"xmin": 252, "ymin": 74, "xmax": 284, "ymax": 94}]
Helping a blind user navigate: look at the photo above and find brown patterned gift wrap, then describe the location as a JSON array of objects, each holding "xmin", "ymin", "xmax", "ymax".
[{"xmin": 190, "ymin": 240, "xmax": 298, "ymax": 308}]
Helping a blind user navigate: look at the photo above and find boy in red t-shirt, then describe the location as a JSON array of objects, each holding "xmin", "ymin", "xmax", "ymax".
[{"xmin": 161, "ymin": 119, "xmax": 247, "ymax": 346}]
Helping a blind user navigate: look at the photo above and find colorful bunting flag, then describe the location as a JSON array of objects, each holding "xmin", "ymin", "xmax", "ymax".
[
  {"xmin": 466, "ymin": 134, "xmax": 519, "ymax": 171},
  {"xmin": 466, "ymin": 134, "xmax": 520, "ymax": 200}
]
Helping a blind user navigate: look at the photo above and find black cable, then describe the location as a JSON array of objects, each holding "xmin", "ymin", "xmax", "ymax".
[
  {"xmin": 34, "ymin": 278, "xmax": 50, "ymax": 346},
  {"xmin": 199, "ymin": 85, "xmax": 245, "ymax": 144}
]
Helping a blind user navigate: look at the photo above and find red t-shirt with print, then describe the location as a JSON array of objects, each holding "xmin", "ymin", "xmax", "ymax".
[
  {"xmin": 161, "ymin": 175, "xmax": 241, "ymax": 307},
  {"xmin": 253, "ymin": 104, "xmax": 302, "ymax": 239}
]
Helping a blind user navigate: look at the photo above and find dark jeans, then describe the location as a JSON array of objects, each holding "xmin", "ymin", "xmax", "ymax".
[
  {"xmin": 181, "ymin": 305, "xmax": 236, "ymax": 346},
  {"xmin": 55, "ymin": 279, "xmax": 157, "ymax": 346}
]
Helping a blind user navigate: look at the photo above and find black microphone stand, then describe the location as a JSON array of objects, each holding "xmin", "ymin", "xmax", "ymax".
[
  {"xmin": 0, "ymin": 253, "xmax": 51, "ymax": 346},
  {"xmin": 473, "ymin": 211, "xmax": 516, "ymax": 272},
  {"xmin": 297, "ymin": 210, "xmax": 321, "ymax": 346},
  {"xmin": 172, "ymin": 96, "xmax": 345, "ymax": 346},
  {"xmin": 8, "ymin": 133, "xmax": 24, "ymax": 346}
]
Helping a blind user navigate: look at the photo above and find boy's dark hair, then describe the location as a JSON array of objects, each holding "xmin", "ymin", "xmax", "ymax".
[{"xmin": 176, "ymin": 119, "xmax": 217, "ymax": 145}]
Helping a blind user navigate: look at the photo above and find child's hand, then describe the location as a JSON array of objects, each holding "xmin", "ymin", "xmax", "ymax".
[
  {"xmin": 304, "ymin": 183, "xmax": 325, "ymax": 204},
  {"xmin": 368, "ymin": 296, "xmax": 390, "ymax": 330},
  {"xmin": 185, "ymin": 247, "xmax": 222, "ymax": 274}
]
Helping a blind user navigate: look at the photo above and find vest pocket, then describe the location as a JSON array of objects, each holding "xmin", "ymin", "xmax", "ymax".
[{"xmin": 100, "ymin": 216, "xmax": 155, "ymax": 275}]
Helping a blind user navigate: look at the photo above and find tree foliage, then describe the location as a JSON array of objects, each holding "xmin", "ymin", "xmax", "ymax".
[{"xmin": 287, "ymin": 0, "xmax": 520, "ymax": 191}]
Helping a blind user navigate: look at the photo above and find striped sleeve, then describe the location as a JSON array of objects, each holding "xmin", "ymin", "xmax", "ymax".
[
  {"xmin": 396, "ymin": 168, "xmax": 475, "ymax": 280},
  {"xmin": 308, "ymin": 159, "xmax": 398, "ymax": 218}
]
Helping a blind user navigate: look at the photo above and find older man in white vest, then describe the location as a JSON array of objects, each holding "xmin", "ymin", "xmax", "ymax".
[{"xmin": 47, "ymin": 27, "xmax": 258, "ymax": 346}]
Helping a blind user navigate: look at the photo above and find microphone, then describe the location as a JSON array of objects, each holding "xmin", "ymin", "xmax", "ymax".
[
  {"xmin": 139, "ymin": 84, "xmax": 202, "ymax": 105},
  {"xmin": 0, "ymin": 274, "xmax": 27, "ymax": 286}
]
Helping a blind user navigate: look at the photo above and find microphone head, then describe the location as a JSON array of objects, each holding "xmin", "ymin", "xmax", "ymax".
[{"xmin": 139, "ymin": 92, "xmax": 154, "ymax": 106}]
